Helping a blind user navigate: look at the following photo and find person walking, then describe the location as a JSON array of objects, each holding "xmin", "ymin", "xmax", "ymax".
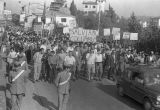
[
  {"xmin": 95, "ymin": 50, "xmax": 103, "ymax": 81},
  {"xmin": 55, "ymin": 64, "xmax": 72, "ymax": 110},
  {"xmin": 48, "ymin": 51, "xmax": 59, "ymax": 83},
  {"xmin": 86, "ymin": 50, "xmax": 96, "ymax": 81},
  {"xmin": 72, "ymin": 46, "xmax": 82, "ymax": 79},
  {"xmin": 33, "ymin": 48, "xmax": 44, "ymax": 82},
  {"xmin": 64, "ymin": 51, "xmax": 76, "ymax": 81}
]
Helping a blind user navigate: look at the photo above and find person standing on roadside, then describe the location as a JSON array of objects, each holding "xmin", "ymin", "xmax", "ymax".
[
  {"xmin": 9, "ymin": 53, "xmax": 28, "ymax": 110},
  {"xmin": 55, "ymin": 64, "xmax": 72, "ymax": 110}
]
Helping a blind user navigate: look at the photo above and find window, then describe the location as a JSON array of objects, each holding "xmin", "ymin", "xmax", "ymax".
[
  {"xmin": 132, "ymin": 72, "xmax": 144, "ymax": 84},
  {"xmin": 61, "ymin": 18, "xmax": 66, "ymax": 22},
  {"xmin": 93, "ymin": 5, "xmax": 96, "ymax": 8},
  {"xmin": 85, "ymin": 5, "xmax": 88, "ymax": 8},
  {"xmin": 124, "ymin": 70, "xmax": 132, "ymax": 81}
]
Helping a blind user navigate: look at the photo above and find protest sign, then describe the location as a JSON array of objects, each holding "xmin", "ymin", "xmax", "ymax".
[
  {"xmin": 112, "ymin": 27, "xmax": 120, "ymax": 40},
  {"xmin": 123, "ymin": 32, "xmax": 130, "ymax": 39},
  {"xmin": 104, "ymin": 28, "xmax": 110, "ymax": 36},
  {"xmin": 69, "ymin": 28, "xmax": 97, "ymax": 42},
  {"xmin": 63, "ymin": 27, "xmax": 70, "ymax": 34},
  {"xmin": 130, "ymin": 33, "xmax": 138, "ymax": 40}
]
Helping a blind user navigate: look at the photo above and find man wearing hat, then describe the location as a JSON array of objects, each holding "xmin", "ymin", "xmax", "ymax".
[{"xmin": 55, "ymin": 64, "xmax": 72, "ymax": 110}]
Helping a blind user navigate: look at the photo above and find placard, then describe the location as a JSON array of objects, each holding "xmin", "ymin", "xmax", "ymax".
[
  {"xmin": 130, "ymin": 33, "xmax": 138, "ymax": 40},
  {"xmin": 123, "ymin": 32, "xmax": 130, "ymax": 39},
  {"xmin": 112, "ymin": 27, "xmax": 120, "ymax": 40},
  {"xmin": 69, "ymin": 28, "xmax": 97, "ymax": 42},
  {"xmin": 104, "ymin": 28, "xmax": 110, "ymax": 36}
]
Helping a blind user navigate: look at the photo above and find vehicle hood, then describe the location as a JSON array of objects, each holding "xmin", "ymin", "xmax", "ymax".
[{"xmin": 146, "ymin": 85, "xmax": 160, "ymax": 95}]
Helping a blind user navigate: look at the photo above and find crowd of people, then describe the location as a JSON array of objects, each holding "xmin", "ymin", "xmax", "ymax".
[
  {"xmin": 2, "ymin": 29, "xmax": 160, "ymax": 83},
  {"xmin": 1, "ymin": 28, "xmax": 160, "ymax": 110}
]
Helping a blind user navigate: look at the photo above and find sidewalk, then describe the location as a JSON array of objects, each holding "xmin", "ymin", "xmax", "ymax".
[{"xmin": 6, "ymin": 79, "xmax": 58, "ymax": 110}]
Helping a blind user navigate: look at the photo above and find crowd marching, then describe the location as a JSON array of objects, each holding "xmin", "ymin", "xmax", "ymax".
[{"xmin": 1, "ymin": 27, "xmax": 160, "ymax": 110}]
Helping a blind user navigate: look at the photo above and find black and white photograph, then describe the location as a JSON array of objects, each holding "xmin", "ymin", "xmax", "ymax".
[{"xmin": 0, "ymin": 0, "xmax": 160, "ymax": 110}]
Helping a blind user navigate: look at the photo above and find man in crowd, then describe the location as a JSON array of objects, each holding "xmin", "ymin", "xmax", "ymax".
[
  {"xmin": 72, "ymin": 46, "xmax": 82, "ymax": 79},
  {"xmin": 86, "ymin": 50, "xmax": 96, "ymax": 81},
  {"xmin": 48, "ymin": 50, "xmax": 59, "ymax": 83},
  {"xmin": 64, "ymin": 51, "xmax": 76, "ymax": 80},
  {"xmin": 33, "ymin": 48, "xmax": 44, "ymax": 82},
  {"xmin": 95, "ymin": 50, "xmax": 103, "ymax": 81}
]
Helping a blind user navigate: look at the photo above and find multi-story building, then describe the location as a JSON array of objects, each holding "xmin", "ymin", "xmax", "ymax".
[{"xmin": 82, "ymin": 0, "xmax": 107, "ymax": 14}]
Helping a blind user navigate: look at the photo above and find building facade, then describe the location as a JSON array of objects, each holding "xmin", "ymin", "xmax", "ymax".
[{"xmin": 82, "ymin": 0, "xmax": 106, "ymax": 14}]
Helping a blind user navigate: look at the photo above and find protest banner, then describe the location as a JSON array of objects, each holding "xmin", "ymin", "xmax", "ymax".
[
  {"xmin": 130, "ymin": 33, "xmax": 138, "ymax": 40},
  {"xmin": 69, "ymin": 28, "xmax": 97, "ymax": 42},
  {"xmin": 112, "ymin": 27, "xmax": 120, "ymax": 40},
  {"xmin": 63, "ymin": 27, "xmax": 70, "ymax": 34},
  {"xmin": 123, "ymin": 32, "xmax": 130, "ymax": 39},
  {"xmin": 104, "ymin": 28, "xmax": 110, "ymax": 36}
]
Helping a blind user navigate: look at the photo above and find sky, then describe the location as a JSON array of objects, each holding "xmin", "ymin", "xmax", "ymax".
[{"xmin": 3, "ymin": 0, "xmax": 160, "ymax": 17}]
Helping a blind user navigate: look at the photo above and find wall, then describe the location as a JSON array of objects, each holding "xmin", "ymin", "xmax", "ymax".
[
  {"xmin": 83, "ymin": 4, "xmax": 97, "ymax": 13},
  {"xmin": 56, "ymin": 16, "xmax": 76, "ymax": 28}
]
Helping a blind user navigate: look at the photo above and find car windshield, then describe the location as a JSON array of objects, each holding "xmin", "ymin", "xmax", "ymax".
[{"xmin": 145, "ymin": 73, "xmax": 160, "ymax": 86}]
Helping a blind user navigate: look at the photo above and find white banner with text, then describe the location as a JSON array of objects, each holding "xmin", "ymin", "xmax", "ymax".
[{"xmin": 69, "ymin": 28, "xmax": 97, "ymax": 42}]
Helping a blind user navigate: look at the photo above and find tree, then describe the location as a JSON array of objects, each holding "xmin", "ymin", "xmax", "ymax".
[
  {"xmin": 70, "ymin": 0, "xmax": 77, "ymax": 16},
  {"xmin": 128, "ymin": 12, "xmax": 142, "ymax": 33},
  {"xmin": 12, "ymin": 14, "xmax": 20, "ymax": 25},
  {"xmin": 76, "ymin": 10, "xmax": 85, "ymax": 27}
]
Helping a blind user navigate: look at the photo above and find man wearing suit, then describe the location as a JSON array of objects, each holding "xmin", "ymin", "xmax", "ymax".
[
  {"xmin": 72, "ymin": 46, "xmax": 82, "ymax": 79},
  {"xmin": 55, "ymin": 65, "xmax": 71, "ymax": 110}
]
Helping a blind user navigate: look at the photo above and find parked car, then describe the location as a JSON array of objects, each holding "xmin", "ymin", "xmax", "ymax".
[{"xmin": 117, "ymin": 65, "xmax": 160, "ymax": 110}]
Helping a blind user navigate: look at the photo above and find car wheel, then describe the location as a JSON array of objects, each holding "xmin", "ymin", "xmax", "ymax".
[
  {"xmin": 118, "ymin": 86, "xmax": 124, "ymax": 96},
  {"xmin": 143, "ymin": 99, "xmax": 153, "ymax": 110}
]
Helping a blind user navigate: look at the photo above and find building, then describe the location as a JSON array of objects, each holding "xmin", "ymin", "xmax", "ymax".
[
  {"xmin": 45, "ymin": 10, "xmax": 76, "ymax": 28},
  {"xmin": 139, "ymin": 21, "xmax": 149, "ymax": 28},
  {"xmin": 151, "ymin": 17, "xmax": 160, "ymax": 28},
  {"xmin": 0, "ymin": 1, "xmax": 6, "ymax": 20},
  {"xmin": 82, "ymin": 0, "xmax": 107, "ymax": 14}
]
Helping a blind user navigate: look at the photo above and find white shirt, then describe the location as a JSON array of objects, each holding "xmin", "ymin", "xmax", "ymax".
[
  {"xmin": 53, "ymin": 45, "xmax": 58, "ymax": 52},
  {"xmin": 7, "ymin": 51, "xmax": 18, "ymax": 64},
  {"xmin": 33, "ymin": 52, "xmax": 43, "ymax": 63},
  {"xmin": 95, "ymin": 54, "xmax": 103, "ymax": 62},
  {"xmin": 66, "ymin": 47, "xmax": 74, "ymax": 53},
  {"xmin": 64, "ymin": 56, "xmax": 76, "ymax": 65},
  {"xmin": 40, "ymin": 45, "xmax": 47, "ymax": 52},
  {"xmin": 86, "ymin": 53, "xmax": 96, "ymax": 64}
]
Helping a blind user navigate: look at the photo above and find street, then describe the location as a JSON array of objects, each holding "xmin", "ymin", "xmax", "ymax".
[{"xmin": 6, "ymin": 76, "xmax": 143, "ymax": 110}]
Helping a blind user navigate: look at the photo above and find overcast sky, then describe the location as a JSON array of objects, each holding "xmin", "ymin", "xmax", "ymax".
[{"xmin": 4, "ymin": 0, "xmax": 160, "ymax": 17}]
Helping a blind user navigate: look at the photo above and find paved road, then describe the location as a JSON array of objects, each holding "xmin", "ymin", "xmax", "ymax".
[
  {"xmin": 11, "ymin": 78, "xmax": 143, "ymax": 110},
  {"xmin": 67, "ymin": 79, "xmax": 143, "ymax": 110},
  {"xmin": 5, "ymin": 66, "xmax": 143, "ymax": 110}
]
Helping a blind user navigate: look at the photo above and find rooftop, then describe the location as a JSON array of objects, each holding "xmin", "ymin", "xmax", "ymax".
[
  {"xmin": 82, "ymin": 1, "xmax": 97, "ymax": 5},
  {"xmin": 46, "ymin": 10, "xmax": 74, "ymax": 18}
]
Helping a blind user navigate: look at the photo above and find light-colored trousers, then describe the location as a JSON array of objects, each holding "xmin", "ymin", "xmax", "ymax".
[
  {"xmin": 34, "ymin": 63, "xmax": 42, "ymax": 81},
  {"xmin": 58, "ymin": 93, "xmax": 69, "ymax": 110}
]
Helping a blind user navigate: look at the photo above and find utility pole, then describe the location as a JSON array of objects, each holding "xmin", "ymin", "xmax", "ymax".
[
  {"xmin": 42, "ymin": 2, "xmax": 46, "ymax": 38},
  {"xmin": 98, "ymin": 0, "xmax": 101, "ymax": 37}
]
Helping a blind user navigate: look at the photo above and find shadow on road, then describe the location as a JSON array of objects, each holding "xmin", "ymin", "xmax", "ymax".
[
  {"xmin": 97, "ymin": 83, "xmax": 143, "ymax": 110},
  {"xmin": 33, "ymin": 93, "xmax": 57, "ymax": 110}
]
